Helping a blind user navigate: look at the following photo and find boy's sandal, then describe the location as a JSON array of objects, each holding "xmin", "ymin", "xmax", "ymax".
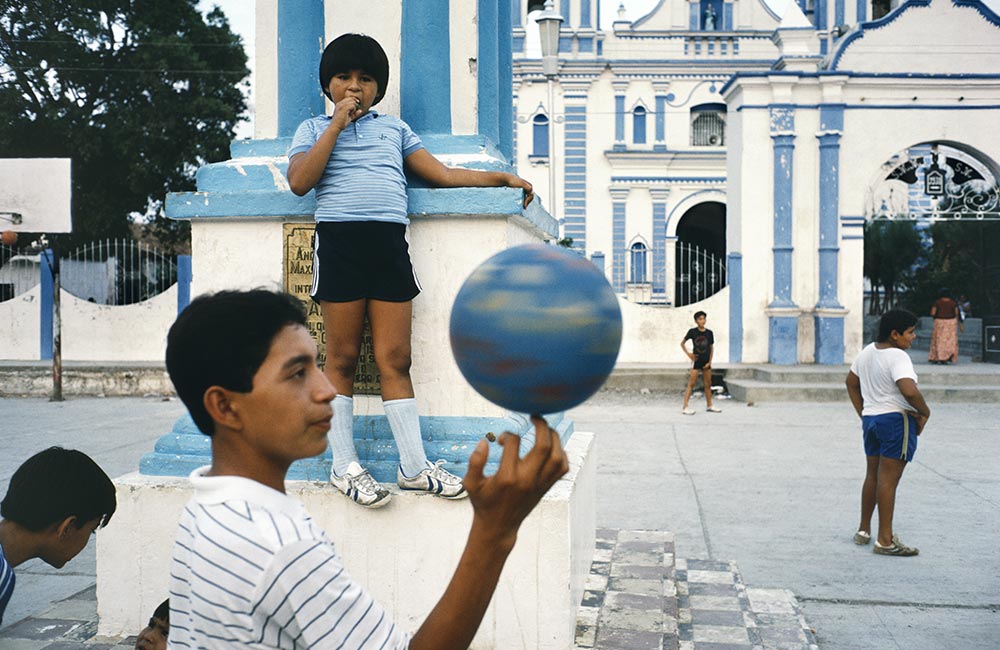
[
  {"xmin": 853, "ymin": 530, "xmax": 871, "ymax": 545},
  {"xmin": 873, "ymin": 539, "xmax": 919, "ymax": 556}
]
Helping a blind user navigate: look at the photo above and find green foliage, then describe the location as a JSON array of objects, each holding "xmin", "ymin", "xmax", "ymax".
[
  {"xmin": 862, "ymin": 220, "xmax": 924, "ymax": 314},
  {"xmin": 904, "ymin": 221, "xmax": 1000, "ymax": 316},
  {"xmin": 0, "ymin": 0, "xmax": 249, "ymax": 252}
]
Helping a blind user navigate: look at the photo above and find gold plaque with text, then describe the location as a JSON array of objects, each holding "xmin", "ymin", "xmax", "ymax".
[{"xmin": 283, "ymin": 223, "xmax": 381, "ymax": 395}]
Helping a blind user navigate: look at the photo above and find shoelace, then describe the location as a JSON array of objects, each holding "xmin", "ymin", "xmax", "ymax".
[
  {"xmin": 352, "ymin": 469, "xmax": 384, "ymax": 494},
  {"xmin": 427, "ymin": 460, "xmax": 459, "ymax": 484}
]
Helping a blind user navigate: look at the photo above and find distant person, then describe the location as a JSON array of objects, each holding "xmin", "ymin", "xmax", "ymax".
[
  {"xmin": 957, "ymin": 293, "xmax": 971, "ymax": 321},
  {"xmin": 286, "ymin": 33, "xmax": 534, "ymax": 508},
  {"xmin": 928, "ymin": 290, "xmax": 960, "ymax": 364},
  {"xmin": 0, "ymin": 447, "xmax": 117, "ymax": 625},
  {"xmin": 134, "ymin": 599, "xmax": 169, "ymax": 650},
  {"xmin": 680, "ymin": 310, "xmax": 721, "ymax": 415},
  {"xmin": 846, "ymin": 309, "xmax": 930, "ymax": 556},
  {"xmin": 164, "ymin": 289, "xmax": 568, "ymax": 648}
]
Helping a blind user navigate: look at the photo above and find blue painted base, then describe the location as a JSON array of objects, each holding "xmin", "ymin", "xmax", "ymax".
[
  {"xmin": 768, "ymin": 316, "xmax": 799, "ymax": 365},
  {"xmin": 140, "ymin": 412, "xmax": 574, "ymax": 482},
  {"xmin": 815, "ymin": 315, "xmax": 845, "ymax": 365}
]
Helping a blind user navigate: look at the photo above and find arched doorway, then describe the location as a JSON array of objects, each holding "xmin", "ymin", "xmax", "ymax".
[
  {"xmin": 864, "ymin": 141, "xmax": 1000, "ymax": 334},
  {"xmin": 674, "ymin": 201, "xmax": 726, "ymax": 306}
]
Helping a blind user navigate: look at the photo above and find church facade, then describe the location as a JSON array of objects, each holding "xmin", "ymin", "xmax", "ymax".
[{"xmin": 511, "ymin": 0, "xmax": 1000, "ymax": 364}]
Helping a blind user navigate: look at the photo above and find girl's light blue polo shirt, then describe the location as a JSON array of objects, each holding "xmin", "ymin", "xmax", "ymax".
[{"xmin": 289, "ymin": 111, "xmax": 424, "ymax": 225}]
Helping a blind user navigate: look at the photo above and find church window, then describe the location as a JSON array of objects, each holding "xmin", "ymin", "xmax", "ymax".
[
  {"xmin": 533, "ymin": 113, "xmax": 550, "ymax": 157},
  {"xmin": 630, "ymin": 242, "xmax": 648, "ymax": 284},
  {"xmin": 691, "ymin": 103, "xmax": 726, "ymax": 147},
  {"xmin": 633, "ymin": 106, "xmax": 647, "ymax": 144}
]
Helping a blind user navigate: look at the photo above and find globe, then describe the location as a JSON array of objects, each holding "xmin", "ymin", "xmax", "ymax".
[{"xmin": 449, "ymin": 244, "xmax": 623, "ymax": 414}]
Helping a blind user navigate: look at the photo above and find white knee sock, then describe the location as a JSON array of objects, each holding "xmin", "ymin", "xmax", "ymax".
[
  {"xmin": 329, "ymin": 395, "xmax": 359, "ymax": 476},
  {"xmin": 384, "ymin": 397, "xmax": 428, "ymax": 477}
]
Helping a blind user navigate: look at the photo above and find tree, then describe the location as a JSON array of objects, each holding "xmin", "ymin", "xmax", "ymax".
[
  {"xmin": 0, "ymin": 0, "xmax": 249, "ymax": 252},
  {"xmin": 863, "ymin": 220, "xmax": 924, "ymax": 314},
  {"xmin": 906, "ymin": 220, "xmax": 1000, "ymax": 317}
]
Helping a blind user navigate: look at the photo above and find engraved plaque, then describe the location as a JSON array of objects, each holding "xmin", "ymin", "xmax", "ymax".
[{"xmin": 283, "ymin": 223, "xmax": 381, "ymax": 395}]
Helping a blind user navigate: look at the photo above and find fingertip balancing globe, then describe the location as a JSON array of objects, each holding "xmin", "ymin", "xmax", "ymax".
[{"xmin": 449, "ymin": 244, "xmax": 623, "ymax": 414}]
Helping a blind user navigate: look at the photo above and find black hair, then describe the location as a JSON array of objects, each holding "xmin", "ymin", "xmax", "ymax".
[
  {"xmin": 319, "ymin": 34, "xmax": 390, "ymax": 106},
  {"xmin": 153, "ymin": 598, "xmax": 169, "ymax": 624},
  {"xmin": 693, "ymin": 311, "xmax": 707, "ymax": 321},
  {"xmin": 0, "ymin": 447, "xmax": 116, "ymax": 532},
  {"xmin": 877, "ymin": 309, "xmax": 918, "ymax": 342},
  {"xmin": 165, "ymin": 290, "xmax": 308, "ymax": 435}
]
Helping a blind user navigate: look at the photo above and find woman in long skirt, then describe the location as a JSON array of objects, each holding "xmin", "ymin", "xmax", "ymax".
[{"xmin": 928, "ymin": 291, "xmax": 960, "ymax": 364}]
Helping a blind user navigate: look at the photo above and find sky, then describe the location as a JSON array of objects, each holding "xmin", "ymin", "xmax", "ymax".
[{"xmin": 198, "ymin": 0, "xmax": 1000, "ymax": 138}]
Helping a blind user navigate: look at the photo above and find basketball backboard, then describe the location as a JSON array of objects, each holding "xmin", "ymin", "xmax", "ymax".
[{"xmin": 0, "ymin": 158, "xmax": 72, "ymax": 233}]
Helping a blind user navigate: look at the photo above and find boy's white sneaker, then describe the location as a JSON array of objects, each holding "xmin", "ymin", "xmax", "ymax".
[
  {"xmin": 682, "ymin": 408, "xmax": 697, "ymax": 415},
  {"xmin": 397, "ymin": 460, "xmax": 468, "ymax": 499},
  {"xmin": 707, "ymin": 406, "xmax": 722, "ymax": 413},
  {"xmin": 330, "ymin": 462, "xmax": 391, "ymax": 508}
]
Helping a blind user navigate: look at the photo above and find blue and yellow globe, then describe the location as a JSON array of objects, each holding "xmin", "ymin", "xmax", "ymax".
[{"xmin": 449, "ymin": 244, "xmax": 622, "ymax": 414}]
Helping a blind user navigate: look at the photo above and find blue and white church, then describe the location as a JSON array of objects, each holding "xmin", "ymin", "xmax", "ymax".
[{"xmin": 511, "ymin": 0, "xmax": 1000, "ymax": 364}]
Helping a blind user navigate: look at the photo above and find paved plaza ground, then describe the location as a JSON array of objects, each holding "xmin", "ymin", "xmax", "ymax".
[{"xmin": 0, "ymin": 375, "xmax": 997, "ymax": 648}]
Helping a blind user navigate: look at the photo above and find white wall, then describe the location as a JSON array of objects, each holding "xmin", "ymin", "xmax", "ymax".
[
  {"xmin": 0, "ymin": 284, "xmax": 41, "ymax": 360},
  {"xmin": 618, "ymin": 288, "xmax": 730, "ymax": 363},
  {"xmin": 61, "ymin": 286, "xmax": 177, "ymax": 362}
]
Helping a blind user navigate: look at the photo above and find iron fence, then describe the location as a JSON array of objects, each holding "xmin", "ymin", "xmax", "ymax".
[
  {"xmin": 0, "ymin": 239, "xmax": 177, "ymax": 305},
  {"xmin": 675, "ymin": 241, "xmax": 726, "ymax": 307}
]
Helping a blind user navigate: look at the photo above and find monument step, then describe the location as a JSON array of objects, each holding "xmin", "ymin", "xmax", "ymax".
[
  {"xmin": 575, "ymin": 528, "xmax": 817, "ymax": 650},
  {"xmin": 726, "ymin": 379, "xmax": 1000, "ymax": 403}
]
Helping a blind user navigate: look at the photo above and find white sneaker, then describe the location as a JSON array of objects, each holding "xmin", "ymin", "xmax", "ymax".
[
  {"xmin": 397, "ymin": 460, "xmax": 468, "ymax": 499},
  {"xmin": 707, "ymin": 406, "xmax": 722, "ymax": 413},
  {"xmin": 330, "ymin": 462, "xmax": 391, "ymax": 508},
  {"xmin": 682, "ymin": 408, "xmax": 697, "ymax": 415}
]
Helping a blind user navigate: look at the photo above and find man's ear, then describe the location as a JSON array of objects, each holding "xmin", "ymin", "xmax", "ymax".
[
  {"xmin": 54, "ymin": 516, "xmax": 78, "ymax": 539},
  {"xmin": 203, "ymin": 386, "xmax": 244, "ymax": 432}
]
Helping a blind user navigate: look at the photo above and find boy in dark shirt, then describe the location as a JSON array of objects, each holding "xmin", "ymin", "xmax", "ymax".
[{"xmin": 680, "ymin": 311, "xmax": 721, "ymax": 415}]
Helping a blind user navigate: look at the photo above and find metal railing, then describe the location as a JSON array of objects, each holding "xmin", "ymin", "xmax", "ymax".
[
  {"xmin": 675, "ymin": 241, "xmax": 727, "ymax": 307},
  {"xmin": 0, "ymin": 239, "xmax": 177, "ymax": 305}
]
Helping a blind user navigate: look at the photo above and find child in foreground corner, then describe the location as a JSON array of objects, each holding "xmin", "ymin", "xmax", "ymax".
[{"xmin": 287, "ymin": 33, "xmax": 535, "ymax": 508}]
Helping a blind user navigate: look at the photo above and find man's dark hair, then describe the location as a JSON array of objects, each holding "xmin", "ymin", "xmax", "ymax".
[
  {"xmin": 877, "ymin": 309, "xmax": 918, "ymax": 342},
  {"xmin": 1, "ymin": 447, "xmax": 116, "ymax": 531},
  {"xmin": 319, "ymin": 33, "xmax": 390, "ymax": 106},
  {"xmin": 152, "ymin": 598, "xmax": 169, "ymax": 624},
  {"xmin": 166, "ymin": 290, "xmax": 308, "ymax": 435},
  {"xmin": 693, "ymin": 311, "xmax": 707, "ymax": 321}
]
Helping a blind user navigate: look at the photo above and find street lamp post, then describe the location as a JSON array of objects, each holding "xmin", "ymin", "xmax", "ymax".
[{"xmin": 537, "ymin": 0, "xmax": 563, "ymax": 229}]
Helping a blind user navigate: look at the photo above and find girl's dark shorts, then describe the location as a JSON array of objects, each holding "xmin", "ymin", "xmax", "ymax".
[
  {"xmin": 692, "ymin": 354, "xmax": 711, "ymax": 370},
  {"xmin": 311, "ymin": 221, "xmax": 421, "ymax": 304}
]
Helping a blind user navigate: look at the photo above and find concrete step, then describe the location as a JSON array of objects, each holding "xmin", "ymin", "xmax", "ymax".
[
  {"xmin": 0, "ymin": 361, "xmax": 173, "ymax": 397},
  {"xmin": 744, "ymin": 366, "xmax": 1000, "ymax": 387},
  {"xmin": 726, "ymin": 379, "xmax": 1000, "ymax": 403},
  {"xmin": 575, "ymin": 528, "xmax": 817, "ymax": 650}
]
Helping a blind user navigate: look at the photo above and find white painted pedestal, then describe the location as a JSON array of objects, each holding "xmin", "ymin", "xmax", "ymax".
[{"xmin": 98, "ymin": 431, "xmax": 595, "ymax": 650}]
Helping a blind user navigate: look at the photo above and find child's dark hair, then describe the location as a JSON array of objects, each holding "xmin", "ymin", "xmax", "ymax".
[
  {"xmin": 877, "ymin": 309, "xmax": 918, "ymax": 342},
  {"xmin": 693, "ymin": 311, "xmax": 707, "ymax": 321},
  {"xmin": 1, "ymin": 447, "xmax": 116, "ymax": 532},
  {"xmin": 319, "ymin": 33, "xmax": 389, "ymax": 106},
  {"xmin": 153, "ymin": 598, "xmax": 169, "ymax": 624},
  {"xmin": 166, "ymin": 290, "xmax": 308, "ymax": 435}
]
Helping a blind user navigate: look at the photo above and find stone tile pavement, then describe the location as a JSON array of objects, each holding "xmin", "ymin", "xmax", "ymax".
[
  {"xmin": 0, "ymin": 527, "xmax": 819, "ymax": 650},
  {"xmin": 576, "ymin": 528, "xmax": 818, "ymax": 650}
]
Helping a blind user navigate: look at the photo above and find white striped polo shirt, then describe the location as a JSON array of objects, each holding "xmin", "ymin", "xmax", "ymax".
[
  {"xmin": 288, "ymin": 111, "xmax": 424, "ymax": 225},
  {"xmin": 0, "ymin": 543, "xmax": 15, "ymax": 626},
  {"xmin": 168, "ymin": 468, "xmax": 408, "ymax": 649}
]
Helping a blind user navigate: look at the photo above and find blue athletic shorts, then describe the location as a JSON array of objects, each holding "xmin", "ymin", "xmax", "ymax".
[{"xmin": 862, "ymin": 412, "xmax": 918, "ymax": 462}]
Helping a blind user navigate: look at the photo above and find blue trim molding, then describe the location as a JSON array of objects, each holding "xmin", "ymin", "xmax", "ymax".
[
  {"xmin": 39, "ymin": 249, "xmax": 53, "ymax": 360},
  {"xmin": 498, "ymin": 0, "xmax": 514, "ymax": 161},
  {"xmin": 651, "ymin": 194, "xmax": 668, "ymax": 299},
  {"xmin": 277, "ymin": 0, "xmax": 324, "ymax": 137},
  {"xmin": 402, "ymin": 0, "xmax": 452, "ymax": 133},
  {"xmin": 611, "ymin": 189, "xmax": 628, "ymax": 292},
  {"xmin": 564, "ymin": 103, "xmax": 588, "ymax": 249},
  {"xmin": 615, "ymin": 94, "xmax": 626, "ymax": 143},
  {"xmin": 141, "ymin": 413, "xmax": 574, "ymax": 482},
  {"xmin": 177, "ymin": 255, "xmax": 192, "ymax": 314},
  {"xmin": 815, "ymin": 312, "xmax": 846, "ymax": 365},
  {"xmin": 768, "ymin": 314, "xmax": 798, "ymax": 365},
  {"xmin": 770, "ymin": 106, "xmax": 797, "ymax": 310},
  {"xmin": 728, "ymin": 252, "xmax": 742, "ymax": 363},
  {"xmin": 478, "ymin": 0, "xmax": 501, "ymax": 149}
]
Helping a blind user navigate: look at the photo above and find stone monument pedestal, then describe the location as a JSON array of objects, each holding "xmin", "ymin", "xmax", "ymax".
[{"xmin": 98, "ymin": 431, "xmax": 595, "ymax": 650}]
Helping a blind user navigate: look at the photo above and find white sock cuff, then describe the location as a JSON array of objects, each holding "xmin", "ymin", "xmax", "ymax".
[{"xmin": 382, "ymin": 397, "xmax": 416, "ymax": 408}]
